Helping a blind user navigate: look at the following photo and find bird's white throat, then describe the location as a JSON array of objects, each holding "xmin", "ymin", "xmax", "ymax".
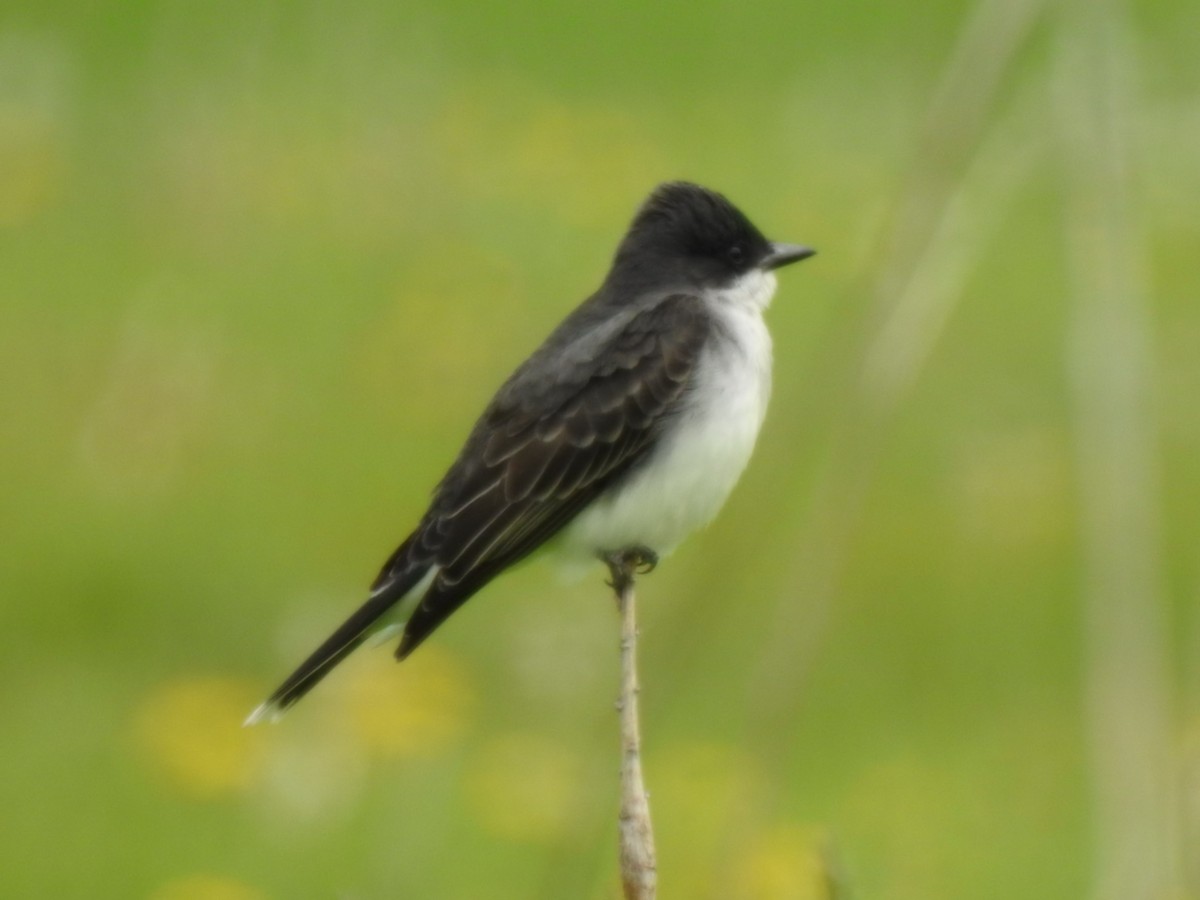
[{"xmin": 719, "ymin": 267, "xmax": 778, "ymax": 312}]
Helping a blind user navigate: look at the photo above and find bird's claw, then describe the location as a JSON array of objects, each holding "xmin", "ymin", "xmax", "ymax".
[
  {"xmin": 632, "ymin": 548, "xmax": 658, "ymax": 575},
  {"xmin": 603, "ymin": 545, "xmax": 659, "ymax": 594}
]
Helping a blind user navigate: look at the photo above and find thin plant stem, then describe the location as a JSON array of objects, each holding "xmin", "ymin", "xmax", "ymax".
[
  {"xmin": 1055, "ymin": 0, "xmax": 1179, "ymax": 895},
  {"xmin": 750, "ymin": 0, "xmax": 1049, "ymax": 735},
  {"xmin": 607, "ymin": 553, "xmax": 657, "ymax": 900}
]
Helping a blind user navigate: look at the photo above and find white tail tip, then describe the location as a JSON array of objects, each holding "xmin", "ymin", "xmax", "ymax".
[{"xmin": 243, "ymin": 700, "xmax": 285, "ymax": 727}]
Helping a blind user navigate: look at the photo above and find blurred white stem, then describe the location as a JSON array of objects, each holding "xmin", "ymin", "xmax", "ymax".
[
  {"xmin": 752, "ymin": 0, "xmax": 1048, "ymax": 714},
  {"xmin": 1055, "ymin": 0, "xmax": 1179, "ymax": 896}
]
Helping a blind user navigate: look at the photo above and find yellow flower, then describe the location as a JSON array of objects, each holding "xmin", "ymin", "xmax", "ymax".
[
  {"xmin": 732, "ymin": 824, "xmax": 838, "ymax": 900},
  {"xmin": 463, "ymin": 732, "xmax": 581, "ymax": 843},
  {"xmin": 341, "ymin": 645, "xmax": 473, "ymax": 759},
  {"xmin": 149, "ymin": 874, "xmax": 266, "ymax": 900},
  {"xmin": 133, "ymin": 676, "xmax": 268, "ymax": 797}
]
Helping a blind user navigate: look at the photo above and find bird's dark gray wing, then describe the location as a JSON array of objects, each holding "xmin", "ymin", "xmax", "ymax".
[{"xmin": 373, "ymin": 293, "xmax": 711, "ymax": 658}]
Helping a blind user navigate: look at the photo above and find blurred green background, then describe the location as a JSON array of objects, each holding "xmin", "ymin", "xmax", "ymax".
[{"xmin": 2, "ymin": 0, "xmax": 1197, "ymax": 897}]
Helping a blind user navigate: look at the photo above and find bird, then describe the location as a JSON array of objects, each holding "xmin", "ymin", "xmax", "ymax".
[{"xmin": 246, "ymin": 181, "xmax": 814, "ymax": 724}]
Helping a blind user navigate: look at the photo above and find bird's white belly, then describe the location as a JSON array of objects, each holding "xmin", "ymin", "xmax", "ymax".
[{"xmin": 561, "ymin": 301, "xmax": 772, "ymax": 560}]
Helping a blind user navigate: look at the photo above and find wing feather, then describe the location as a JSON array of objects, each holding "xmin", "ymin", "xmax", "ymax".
[{"xmin": 375, "ymin": 294, "xmax": 711, "ymax": 655}]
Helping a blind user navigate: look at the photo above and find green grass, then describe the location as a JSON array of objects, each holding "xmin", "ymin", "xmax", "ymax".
[{"xmin": 1, "ymin": 1, "xmax": 1197, "ymax": 897}]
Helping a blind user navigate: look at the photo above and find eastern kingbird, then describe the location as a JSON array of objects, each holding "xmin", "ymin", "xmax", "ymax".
[{"xmin": 247, "ymin": 182, "xmax": 814, "ymax": 724}]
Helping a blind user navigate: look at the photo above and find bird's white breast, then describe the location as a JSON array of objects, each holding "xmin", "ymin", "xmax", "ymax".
[{"xmin": 561, "ymin": 270, "xmax": 776, "ymax": 560}]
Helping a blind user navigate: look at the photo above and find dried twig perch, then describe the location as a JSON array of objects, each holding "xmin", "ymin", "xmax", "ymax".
[{"xmin": 606, "ymin": 550, "xmax": 658, "ymax": 900}]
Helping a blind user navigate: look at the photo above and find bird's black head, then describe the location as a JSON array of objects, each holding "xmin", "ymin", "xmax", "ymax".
[{"xmin": 609, "ymin": 182, "xmax": 813, "ymax": 289}]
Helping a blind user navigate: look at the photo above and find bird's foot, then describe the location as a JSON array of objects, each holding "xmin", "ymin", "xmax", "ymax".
[
  {"xmin": 628, "ymin": 546, "xmax": 658, "ymax": 575},
  {"xmin": 604, "ymin": 545, "xmax": 659, "ymax": 594}
]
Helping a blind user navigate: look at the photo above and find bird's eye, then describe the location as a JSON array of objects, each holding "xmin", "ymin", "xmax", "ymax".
[{"xmin": 727, "ymin": 244, "xmax": 746, "ymax": 266}]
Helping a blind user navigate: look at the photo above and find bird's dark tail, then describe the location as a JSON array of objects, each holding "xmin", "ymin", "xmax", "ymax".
[{"xmin": 245, "ymin": 560, "xmax": 433, "ymax": 725}]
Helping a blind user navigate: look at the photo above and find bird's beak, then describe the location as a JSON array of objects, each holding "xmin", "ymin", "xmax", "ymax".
[{"xmin": 762, "ymin": 243, "xmax": 816, "ymax": 270}]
